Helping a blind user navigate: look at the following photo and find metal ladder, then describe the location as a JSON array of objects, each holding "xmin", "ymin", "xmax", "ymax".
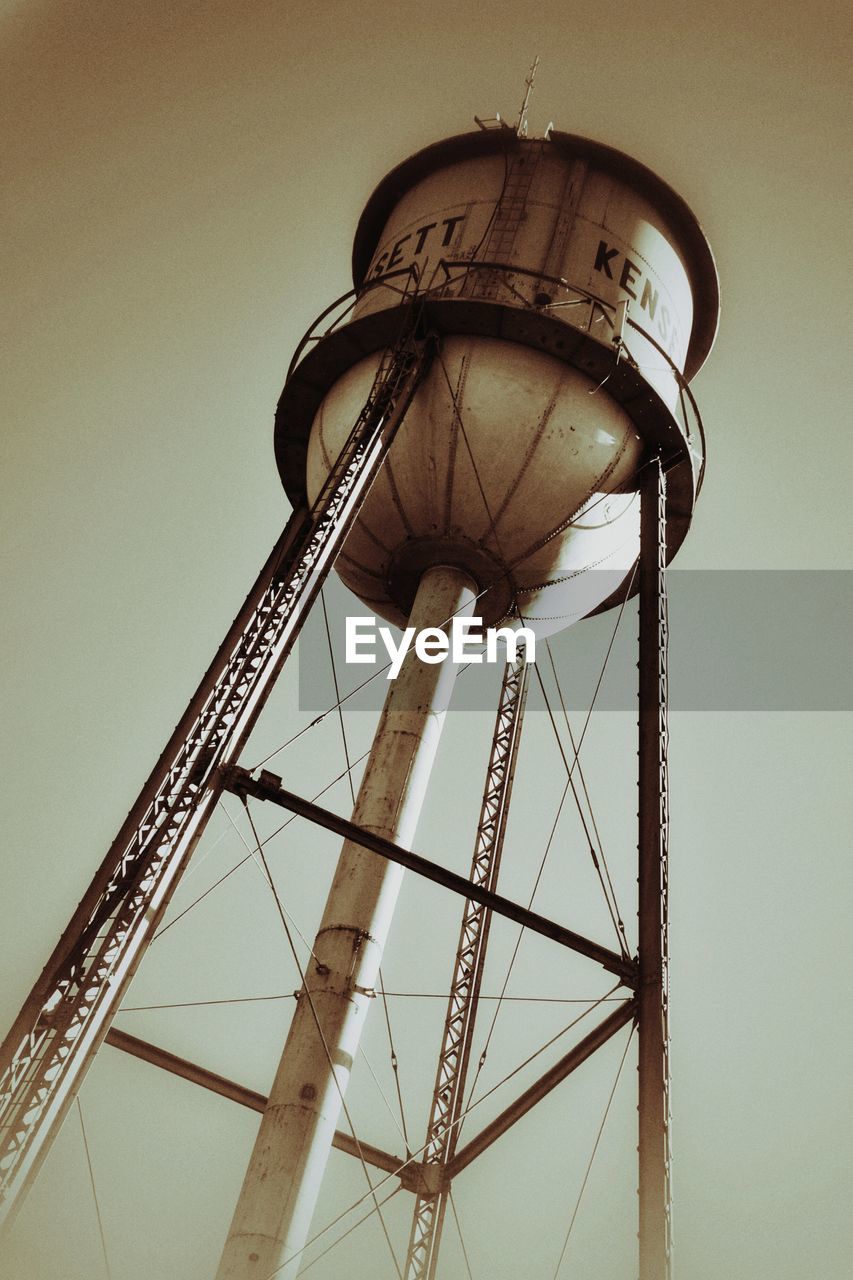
[{"xmin": 476, "ymin": 145, "xmax": 544, "ymax": 299}]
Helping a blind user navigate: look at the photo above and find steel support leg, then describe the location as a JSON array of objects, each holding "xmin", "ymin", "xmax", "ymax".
[
  {"xmin": 404, "ymin": 650, "xmax": 529, "ymax": 1280},
  {"xmin": 0, "ymin": 321, "xmax": 435, "ymax": 1230},
  {"xmin": 637, "ymin": 457, "xmax": 671, "ymax": 1280}
]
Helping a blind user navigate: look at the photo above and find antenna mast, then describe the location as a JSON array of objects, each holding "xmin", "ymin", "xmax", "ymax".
[{"xmin": 515, "ymin": 55, "xmax": 539, "ymax": 136}]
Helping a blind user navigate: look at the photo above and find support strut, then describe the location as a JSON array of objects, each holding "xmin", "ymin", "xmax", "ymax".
[
  {"xmin": 404, "ymin": 650, "xmax": 529, "ymax": 1280},
  {"xmin": 637, "ymin": 457, "xmax": 671, "ymax": 1280},
  {"xmin": 221, "ymin": 771, "xmax": 635, "ymax": 984},
  {"xmin": 104, "ymin": 1028, "xmax": 406, "ymax": 1178},
  {"xmin": 0, "ymin": 318, "xmax": 435, "ymax": 1230}
]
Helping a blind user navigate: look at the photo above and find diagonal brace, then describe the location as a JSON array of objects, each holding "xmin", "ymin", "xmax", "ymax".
[
  {"xmin": 104, "ymin": 1027, "xmax": 405, "ymax": 1179},
  {"xmin": 222, "ymin": 766, "xmax": 637, "ymax": 987},
  {"xmin": 448, "ymin": 999, "xmax": 637, "ymax": 1178}
]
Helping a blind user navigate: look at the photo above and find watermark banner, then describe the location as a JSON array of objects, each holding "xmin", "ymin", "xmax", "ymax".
[{"xmin": 298, "ymin": 571, "xmax": 853, "ymax": 713}]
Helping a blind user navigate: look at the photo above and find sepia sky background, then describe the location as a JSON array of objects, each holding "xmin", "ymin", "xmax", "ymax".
[{"xmin": 1, "ymin": 2, "xmax": 852, "ymax": 1278}]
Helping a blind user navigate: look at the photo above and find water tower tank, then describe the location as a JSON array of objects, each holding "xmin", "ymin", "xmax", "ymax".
[{"xmin": 275, "ymin": 128, "xmax": 718, "ymax": 633}]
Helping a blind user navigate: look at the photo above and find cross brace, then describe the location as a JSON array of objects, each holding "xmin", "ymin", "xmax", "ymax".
[
  {"xmin": 104, "ymin": 1028, "xmax": 406, "ymax": 1179},
  {"xmin": 102, "ymin": 1000, "xmax": 634, "ymax": 1199},
  {"xmin": 449, "ymin": 999, "xmax": 636, "ymax": 1177},
  {"xmin": 222, "ymin": 767, "xmax": 637, "ymax": 987}
]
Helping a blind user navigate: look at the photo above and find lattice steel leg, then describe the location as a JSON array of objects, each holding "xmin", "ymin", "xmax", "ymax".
[
  {"xmin": 638, "ymin": 457, "xmax": 671, "ymax": 1280},
  {"xmin": 404, "ymin": 650, "xmax": 529, "ymax": 1280},
  {"xmin": 0, "ymin": 320, "xmax": 435, "ymax": 1230}
]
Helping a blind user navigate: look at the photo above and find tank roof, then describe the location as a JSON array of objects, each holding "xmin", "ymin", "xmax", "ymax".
[{"xmin": 352, "ymin": 128, "xmax": 720, "ymax": 381}]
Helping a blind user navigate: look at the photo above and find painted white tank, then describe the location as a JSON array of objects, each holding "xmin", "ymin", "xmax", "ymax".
[
  {"xmin": 277, "ymin": 129, "xmax": 718, "ymax": 634},
  {"xmin": 306, "ymin": 336, "xmax": 641, "ymax": 634},
  {"xmin": 353, "ymin": 139, "xmax": 697, "ymax": 409}
]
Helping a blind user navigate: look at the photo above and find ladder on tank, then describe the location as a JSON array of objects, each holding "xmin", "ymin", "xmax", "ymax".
[{"xmin": 475, "ymin": 144, "xmax": 544, "ymax": 300}]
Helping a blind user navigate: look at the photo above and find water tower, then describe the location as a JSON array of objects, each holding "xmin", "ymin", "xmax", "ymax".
[{"xmin": 0, "ymin": 107, "xmax": 718, "ymax": 1280}]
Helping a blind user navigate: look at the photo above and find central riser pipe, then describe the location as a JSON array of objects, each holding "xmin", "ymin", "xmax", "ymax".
[{"xmin": 216, "ymin": 564, "xmax": 476, "ymax": 1280}]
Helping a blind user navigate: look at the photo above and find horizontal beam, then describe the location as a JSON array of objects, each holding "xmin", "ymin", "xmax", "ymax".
[
  {"xmin": 104, "ymin": 1027, "xmax": 404, "ymax": 1178},
  {"xmin": 223, "ymin": 766, "xmax": 637, "ymax": 987},
  {"xmin": 449, "ymin": 999, "xmax": 637, "ymax": 1178}
]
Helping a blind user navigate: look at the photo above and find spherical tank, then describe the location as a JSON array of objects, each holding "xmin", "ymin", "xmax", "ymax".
[
  {"xmin": 306, "ymin": 338, "xmax": 641, "ymax": 633},
  {"xmin": 276, "ymin": 128, "xmax": 719, "ymax": 634}
]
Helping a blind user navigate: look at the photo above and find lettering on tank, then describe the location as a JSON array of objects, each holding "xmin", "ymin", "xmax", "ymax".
[
  {"xmin": 371, "ymin": 215, "xmax": 467, "ymax": 277},
  {"xmin": 593, "ymin": 239, "xmax": 682, "ymax": 359}
]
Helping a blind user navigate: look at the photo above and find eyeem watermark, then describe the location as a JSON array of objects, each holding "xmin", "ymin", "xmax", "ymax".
[
  {"xmin": 345, "ymin": 616, "xmax": 536, "ymax": 679},
  {"xmin": 300, "ymin": 574, "xmax": 853, "ymax": 711}
]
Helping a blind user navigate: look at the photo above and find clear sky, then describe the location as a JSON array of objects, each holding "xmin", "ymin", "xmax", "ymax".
[{"xmin": 1, "ymin": 2, "xmax": 851, "ymax": 1278}]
